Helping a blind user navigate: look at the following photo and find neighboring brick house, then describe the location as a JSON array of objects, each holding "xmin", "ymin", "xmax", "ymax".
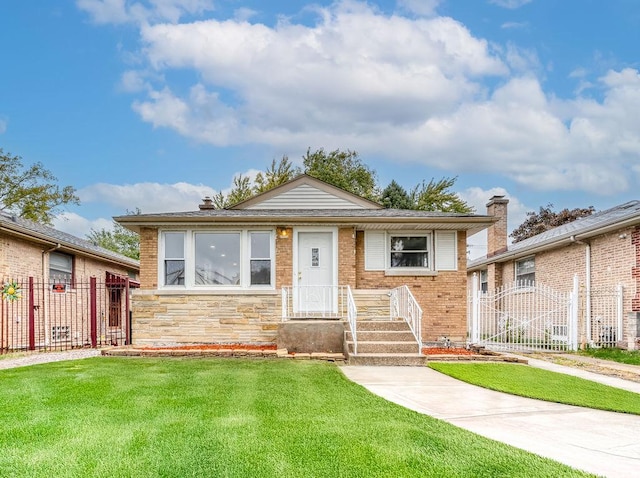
[
  {"xmin": 116, "ymin": 175, "xmax": 495, "ymax": 352},
  {"xmin": 468, "ymin": 196, "xmax": 640, "ymax": 349},
  {"xmin": 0, "ymin": 211, "xmax": 140, "ymax": 352}
]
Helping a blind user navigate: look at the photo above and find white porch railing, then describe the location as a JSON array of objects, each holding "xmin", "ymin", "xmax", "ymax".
[
  {"xmin": 390, "ymin": 285, "xmax": 422, "ymax": 352},
  {"xmin": 281, "ymin": 285, "xmax": 349, "ymax": 320},
  {"xmin": 346, "ymin": 286, "xmax": 358, "ymax": 355}
]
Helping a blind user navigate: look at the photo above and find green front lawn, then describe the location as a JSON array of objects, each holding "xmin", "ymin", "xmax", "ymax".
[
  {"xmin": 0, "ymin": 358, "xmax": 591, "ymax": 477},
  {"xmin": 578, "ymin": 347, "xmax": 640, "ymax": 365},
  {"xmin": 429, "ymin": 362, "xmax": 640, "ymax": 414}
]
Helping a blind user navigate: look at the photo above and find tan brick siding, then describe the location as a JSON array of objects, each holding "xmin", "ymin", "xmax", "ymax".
[
  {"xmin": 139, "ymin": 227, "xmax": 158, "ymax": 289},
  {"xmin": 355, "ymin": 231, "xmax": 468, "ymax": 342},
  {"xmin": 275, "ymin": 228, "xmax": 292, "ymax": 289},
  {"xmin": 0, "ymin": 232, "xmax": 136, "ymax": 281}
]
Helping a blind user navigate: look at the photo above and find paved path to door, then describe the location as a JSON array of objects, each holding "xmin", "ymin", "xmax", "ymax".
[{"xmin": 341, "ymin": 364, "xmax": 640, "ymax": 478}]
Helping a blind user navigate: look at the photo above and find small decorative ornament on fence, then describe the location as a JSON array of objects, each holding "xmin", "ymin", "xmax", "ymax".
[{"xmin": 2, "ymin": 280, "xmax": 21, "ymax": 301}]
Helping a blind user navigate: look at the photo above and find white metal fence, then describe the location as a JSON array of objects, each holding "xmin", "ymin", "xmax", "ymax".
[
  {"xmin": 469, "ymin": 274, "xmax": 624, "ymax": 352},
  {"xmin": 469, "ymin": 275, "xmax": 579, "ymax": 352}
]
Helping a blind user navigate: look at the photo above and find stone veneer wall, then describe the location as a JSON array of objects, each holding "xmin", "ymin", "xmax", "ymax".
[
  {"xmin": 132, "ymin": 291, "xmax": 281, "ymax": 346},
  {"xmin": 355, "ymin": 230, "xmax": 468, "ymax": 343}
]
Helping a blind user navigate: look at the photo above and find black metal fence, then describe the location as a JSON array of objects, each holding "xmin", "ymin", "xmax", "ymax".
[{"xmin": 1, "ymin": 276, "xmax": 132, "ymax": 354}]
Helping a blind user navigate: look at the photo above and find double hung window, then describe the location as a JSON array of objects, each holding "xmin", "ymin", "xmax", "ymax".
[
  {"xmin": 515, "ymin": 257, "xmax": 535, "ymax": 285},
  {"xmin": 49, "ymin": 252, "xmax": 74, "ymax": 285},
  {"xmin": 389, "ymin": 235, "xmax": 430, "ymax": 269},
  {"xmin": 164, "ymin": 232, "xmax": 185, "ymax": 285}
]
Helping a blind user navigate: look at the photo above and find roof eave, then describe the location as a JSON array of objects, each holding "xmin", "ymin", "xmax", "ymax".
[
  {"xmin": 0, "ymin": 223, "xmax": 139, "ymax": 270},
  {"xmin": 468, "ymin": 214, "xmax": 640, "ymax": 271}
]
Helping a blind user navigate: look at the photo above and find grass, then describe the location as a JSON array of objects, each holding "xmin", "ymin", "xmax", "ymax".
[
  {"xmin": 0, "ymin": 358, "xmax": 592, "ymax": 478},
  {"xmin": 429, "ymin": 362, "xmax": 640, "ymax": 414},
  {"xmin": 578, "ymin": 347, "xmax": 640, "ymax": 365}
]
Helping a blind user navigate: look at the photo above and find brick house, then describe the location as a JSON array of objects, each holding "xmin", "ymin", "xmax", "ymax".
[
  {"xmin": 0, "ymin": 211, "xmax": 140, "ymax": 352},
  {"xmin": 116, "ymin": 175, "xmax": 495, "ymax": 355},
  {"xmin": 468, "ymin": 196, "xmax": 640, "ymax": 349}
]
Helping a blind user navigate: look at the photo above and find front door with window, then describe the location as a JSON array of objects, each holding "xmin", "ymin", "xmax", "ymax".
[{"xmin": 296, "ymin": 231, "xmax": 335, "ymax": 314}]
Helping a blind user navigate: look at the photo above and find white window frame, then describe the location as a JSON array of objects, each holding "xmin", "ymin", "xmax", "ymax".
[
  {"xmin": 479, "ymin": 269, "xmax": 488, "ymax": 293},
  {"xmin": 158, "ymin": 229, "xmax": 275, "ymax": 290},
  {"xmin": 515, "ymin": 256, "xmax": 535, "ymax": 286},
  {"xmin": 160, "ymin": 231, "xmax": 186, "ymax": 287},
  {"xmin": 49, "ymin": 251, "xmax": 74, "ymax": 286},
  {"xmin": 386, "ymin": 232, "xmax": 433, "ymax": 273}
]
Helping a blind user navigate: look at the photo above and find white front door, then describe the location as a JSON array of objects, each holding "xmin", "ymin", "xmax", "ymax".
[{"xmin": 296, "ymin": 231, "xmax": 335, "ymax": 314}]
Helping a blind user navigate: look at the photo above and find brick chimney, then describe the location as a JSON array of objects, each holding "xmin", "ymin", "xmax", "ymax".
[
  {"xmin": 486, "ymin": 195, "xmax": 509, "ymax": 257},
  {"xmin": 199, "ymin": 196, "xmax": 215, "ymax": 210}
]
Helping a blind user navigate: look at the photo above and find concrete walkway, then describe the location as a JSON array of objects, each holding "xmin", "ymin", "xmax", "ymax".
[{"xmin": 341, "ymin": 361, "xmax": 640, "ymax": 478}]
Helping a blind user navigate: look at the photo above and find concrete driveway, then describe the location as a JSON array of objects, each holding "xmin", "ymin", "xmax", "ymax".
[{"xmin": 341, "ymin": 365, "xmax": 640, "ymax": 478}]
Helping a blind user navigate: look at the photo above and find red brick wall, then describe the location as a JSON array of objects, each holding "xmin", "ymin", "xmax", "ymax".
[{"xmin": 355, "ymin": 230, "xmax": 468, "ymax": 342}]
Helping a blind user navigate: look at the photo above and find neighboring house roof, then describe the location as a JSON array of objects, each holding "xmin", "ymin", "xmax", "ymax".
[
  {"xmin": 469, "ymin": 200, "xmax": 640, "ymax": 271},
  {"xmin": 0, "ymin": 211, "xmax": 140, "ymax": 270},
  {"xmin": 230, "ymin": 174, "xmax": 383, "ymax": 210}
]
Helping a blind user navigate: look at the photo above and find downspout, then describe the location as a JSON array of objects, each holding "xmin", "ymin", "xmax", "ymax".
[
  {"xmin": 571, "ymin": 236, "xmax": 591, "ymax": 346},
  {"xmin": 42, "ymin": 243, "xmax": 61, "ymax": 276},
  {"xmin": 41, "ymin": 243, "xmax": 61, "ymax": 347}
]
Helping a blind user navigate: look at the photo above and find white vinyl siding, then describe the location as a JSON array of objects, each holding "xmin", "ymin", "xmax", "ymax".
[
  {"xmin": 245, "ymin": 184, "xmax": 367, "ymax": 209},
  {"xmin": 364, "ymin": 232, "xmax": 386, "ymax": 270},
  {"xmin": 435, "ymin": 231, "xmax": 457, "ymax": 271}
]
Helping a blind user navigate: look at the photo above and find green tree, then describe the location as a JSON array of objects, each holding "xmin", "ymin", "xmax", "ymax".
[
  {"xmin": 380, "ymin": 180, "xmax": 413, "ymax": 209},
  {"xmin": 511, "ymin": 204, "xmax": 595, "ymax": 243},
  {"xmin": 410, "ymin": 177, "xmax": 473, "ymax": 213},
  {"xmin": 0, "ymin": 148, "xmax": 80, "ymax": 225},
  {"xmin": 302, "ymin": 148, "xmax": 379, "ymax": 201},
  {"xmin": 87, "ymin": 209, "xmax": 141, "ymax": 260},
  {"xmin": 214, "ymin": 174, "xmax": 254, "ymax": 208},
  {"xmin": 254, "ymin": 156, "xmax": 298, "ymax": 193}
]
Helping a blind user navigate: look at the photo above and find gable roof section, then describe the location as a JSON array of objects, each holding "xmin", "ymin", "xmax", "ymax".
[
  {"xmin": 116, "ymin": 208, "xmax": 496, "ymax": 236},
  {"xmin": 0, "ymin": 212, "xmax": 139, "ymax": 269},
  {"xmin": 229, "ymin": 174, "xmax": 383, "ymax": 210},
  {"xmin": 469, "ymin": 200, "xmax": 640, "ymax": 270}
]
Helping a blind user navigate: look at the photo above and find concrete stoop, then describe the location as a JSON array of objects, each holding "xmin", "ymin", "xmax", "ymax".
[{"xmin": 346, "ymin": 319, "xmax": 529, "ymax": 366}]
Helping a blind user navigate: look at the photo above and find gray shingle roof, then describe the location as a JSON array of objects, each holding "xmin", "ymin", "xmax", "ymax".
[
  {"xmin": 0, "ymin": 211, "xmax": 139, "ymax": 268},
  {"xmin": 115, "ymin": 208, "xmax": 485, "ymax": 219},
  {"xmin": 469, "ymin": 200, "xmax": 640, "ymax": 268}
]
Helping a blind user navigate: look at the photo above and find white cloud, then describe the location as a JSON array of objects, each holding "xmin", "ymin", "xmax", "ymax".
[
  {"xmin": 461, "ymin": 187, "xmax": 529, "ymax": 260},
  {"xmin": 77, "ymin": 181, "xmax": 217, "ymax": 213},
  {"xmin": 53, "ymin": 212, "xmax": 114, "ymax": 239},
  {"xmin": 0, "ymin": 116, "xmax": 7, "ymax": 134},
  {"xmin": 89, "ymin": 0, "xmax": 640, "ymax": 197},
  {"xmin": 397, "ymin": 0, "xmax": 441, "ymax": 17},
  {"xmin": 77, "ymin": 0, "xmax": 214, "ymax": 24},
  {"xmin": 489, "ymin": 0, "xmax": 532, "ymax": 9}
]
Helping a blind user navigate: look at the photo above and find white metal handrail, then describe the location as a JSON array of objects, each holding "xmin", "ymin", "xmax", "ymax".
[
  {"xmin": 281, "ymin": 285, "xmax": 347, "ymax": 320},
  {"xmin": 346, "ymin": 285, "xmax": 358, "ymax": 355},
  {"xmin": 390, "ymin": 285, "xmax": 422, "ymax": 352}
]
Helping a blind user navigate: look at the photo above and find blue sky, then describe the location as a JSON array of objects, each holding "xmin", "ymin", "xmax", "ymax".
[{"xmin": 1, "ymin": 0, "xmax": 639, "ymax": 258}]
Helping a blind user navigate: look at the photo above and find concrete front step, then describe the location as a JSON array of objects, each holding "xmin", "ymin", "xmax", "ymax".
[
  {"xmin": 346, "ymin": 330, "xmax": 416, "ymax": 342},
  {"xmin": 355, "ymin": 320, "xmax": 409, "ymax": 332},
  {"xmin": 349, "ymin": 341, "xmax": 420, "ymax": 354},
  {"xmin": 347, "ymin": 353, "xmax": 428, "ymax": 366}
]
